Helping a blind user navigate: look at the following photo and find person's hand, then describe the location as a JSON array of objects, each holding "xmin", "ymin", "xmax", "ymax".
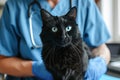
[
  {"xmin": 84, "ymin": 57, "xmax": 107, "ymax": 80},
  {"xmin": 32, "ymin": 61, "xmax": 53, "ymax": 80}
]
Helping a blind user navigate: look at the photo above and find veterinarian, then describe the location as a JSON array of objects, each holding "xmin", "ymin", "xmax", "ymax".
[{"xmin": 0, "ymin": 0, "xmax": 111, "ymax": 80}]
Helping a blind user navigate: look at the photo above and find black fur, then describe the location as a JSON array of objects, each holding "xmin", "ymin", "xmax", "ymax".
[{"xmin": 40, "ymin": 7, "xmax": 91, "ymax": 80}]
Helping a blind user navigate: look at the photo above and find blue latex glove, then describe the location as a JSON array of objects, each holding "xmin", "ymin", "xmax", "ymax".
[
  {"xmin": 84, "ymin": 57, "xmax": 107, "ymax": 80},
  {"xmin": 32, "ymin": 61, "xmax": 53, "ymax": 80}
]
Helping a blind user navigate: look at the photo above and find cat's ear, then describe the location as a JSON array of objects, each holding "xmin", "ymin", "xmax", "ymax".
[
  {"xmin": 65, "ymin": 7, "xmax": 77, "ymax": 19},
  {"xmin": 41, "ymin": 9, "xmax": 53, "ymax": 21}
]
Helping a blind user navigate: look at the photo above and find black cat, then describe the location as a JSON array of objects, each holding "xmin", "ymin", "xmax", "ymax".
[{"xmin": 40, "ymin": 7, "xmax": 91, "ymax": 80}]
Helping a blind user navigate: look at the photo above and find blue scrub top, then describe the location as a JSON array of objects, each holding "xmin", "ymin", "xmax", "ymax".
[{"xmin": 0, "ymin": 0, "xmax": 110, "ymax": 80}]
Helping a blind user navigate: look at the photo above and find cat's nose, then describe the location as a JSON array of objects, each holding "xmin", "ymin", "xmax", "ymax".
[
  {"xmin": 61, "ymin": 35, "xmax": 70, "ymax": 43},
  {"xmin": 61, "ymin": 34, "xmax": 67, "ymax": 40},
  {"xmin": 64, "ymin": 37, "xmax": 70, "ymax": 43}
]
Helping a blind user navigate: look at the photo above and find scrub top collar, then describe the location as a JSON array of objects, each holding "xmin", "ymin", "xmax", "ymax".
[{"xmin": 39, "ymin": 0, "xmax": 71, "ymax": 15}]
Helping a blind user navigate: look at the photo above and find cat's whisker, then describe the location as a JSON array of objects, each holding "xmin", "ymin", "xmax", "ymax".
[
  {"xmin": 72, "ymin": 42, "xmax": 84, "ymax": 71},
  {"xmin": 43, "ymin": 46, "xmax": 53, "ymax": 61},
  {"xmin": 47, "ymin": 46, "xmax": 57, "ymax": 66},
  {"xmin": 51, "ymin": 46, "xmax": 56, "ymax": 65},
  {"xmin": 70, "ymin": 42, "xmax": 83, "ymax": 72},
  {"xmin": 70, "ymin": 42, "xmax": 82, "ymax": 59},
  {"xmin": 48, "ymin": 48, "xmax": 53, "ymax": 65},
  {"xmin": 72, "ymin": 40, "xmax": 83, "ymax": 53},
  {"xmin": 48, "ymin": 47, "xmax": 54, "ymax": 65}
]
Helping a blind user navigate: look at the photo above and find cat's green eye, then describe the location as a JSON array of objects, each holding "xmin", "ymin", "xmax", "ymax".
[
  {"xmin": 52, "ymin": 27, "xmax": 58, "ymax": 32},
  {"xmin": 66, "ymin": 26, "xmax": 72, "ymax": 32}
]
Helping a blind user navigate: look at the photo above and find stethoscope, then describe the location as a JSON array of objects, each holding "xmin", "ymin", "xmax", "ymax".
[{"xmin": 28, "ymin": 0, "xmax": 73, "ymax": 49}]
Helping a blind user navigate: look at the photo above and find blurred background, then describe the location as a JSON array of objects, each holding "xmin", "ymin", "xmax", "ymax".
[
  {"xmin": 0, "ymin": 0, "xmax": 120, "ymax": 80},
  {"xmin": 0, "ymin": 0, "xmax": 6, "ymax": 16}
]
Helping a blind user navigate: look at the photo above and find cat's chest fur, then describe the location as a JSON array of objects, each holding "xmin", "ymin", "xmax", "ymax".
[
  {"xmin": 42, "ymin": 39, "xmax": 83, "ymax": 73},
  {"xmin": 42, "ymin": 40, "xmax": 84, "ymax": 80}
]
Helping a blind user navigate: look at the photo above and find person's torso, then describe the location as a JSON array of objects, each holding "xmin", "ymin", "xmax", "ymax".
[{"xmin": 6, "ymin": 0, "xmax": 88, "ymax": 79}]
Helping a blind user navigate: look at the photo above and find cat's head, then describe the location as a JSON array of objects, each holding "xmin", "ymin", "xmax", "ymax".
[{"xmin": 40, "ymin": 7, "xmax": 81, "ymax": 47}]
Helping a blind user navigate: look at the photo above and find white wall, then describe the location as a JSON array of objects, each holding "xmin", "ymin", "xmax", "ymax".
[
  {"xmin": 101, "ymin": 0, "xmax": 120, "ymax": 43},
  {"xmin": 101, "ymin": 0, "xmax": 113, "ymax": 42},
  {"xmin": 0, "ymin": 0, "xmax": 6, "ymax": 5},
  {"xmin": 0, "ymin": 0, "xmax": 6, "ymax": 16}
]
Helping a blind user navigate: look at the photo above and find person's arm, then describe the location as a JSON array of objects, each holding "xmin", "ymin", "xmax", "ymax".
[
  {"xmin": 0, "ymin": 56, "xmax": 33, "ymax": 77},
  {"xmin": 84, "ymin": 43, "xmax": 111, "ymax": 80},
  {"xmin": 92, "ymin": 43, "xmax": 111, "ymax": 64},
  {"xmin": 0, "ymin": 1, "xmax": 53, "ymax": 79},
  {"xmin": 0, "ymin": 56, "xmax": 53, "ymax": 80}
]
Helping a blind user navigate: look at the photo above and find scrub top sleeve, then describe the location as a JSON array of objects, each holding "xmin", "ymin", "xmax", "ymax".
[
  {"xmin": 83, "ymin": 0, "xmax": 110, "ymax": 47},
  {"xmin": 0, "ymin": 1, "xmax": 19, "ymax": 57}
]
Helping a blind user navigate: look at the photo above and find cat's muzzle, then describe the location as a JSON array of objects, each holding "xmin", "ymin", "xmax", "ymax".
[{"xmin": 56, "ymin": 37, "xmax": 72, "ymax": 47}]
